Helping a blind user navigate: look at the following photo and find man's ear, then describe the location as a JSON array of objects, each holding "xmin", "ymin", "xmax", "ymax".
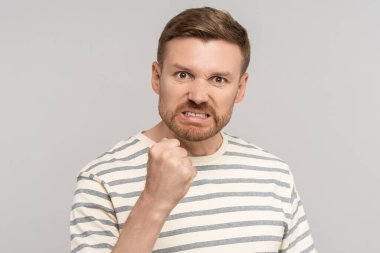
[
  {"xmin": 235, "ymin": 72, "xmax": 248, "ymax": 103},
  {"xmin": 151, "ymin": 61, "xmax": 161, "ymax": 94}
]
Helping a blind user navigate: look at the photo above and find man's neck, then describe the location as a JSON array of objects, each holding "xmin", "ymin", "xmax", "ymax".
[{"xmin": 143, "ymin": 121, "xmax": 223, "ymax": 156}]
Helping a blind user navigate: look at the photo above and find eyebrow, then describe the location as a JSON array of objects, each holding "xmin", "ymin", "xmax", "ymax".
[
  {"xmin": 172, "ymin": 63, "xmax": 233, "ymax": 77},
  {"xmin": 172, "ymin": 64, "xmax": 192, "ymax": 72}
]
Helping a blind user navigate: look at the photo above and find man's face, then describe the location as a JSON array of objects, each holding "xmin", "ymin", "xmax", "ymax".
[{"xmin": 152, "ymin": 37, "xmax": 248, "ymax": 142}]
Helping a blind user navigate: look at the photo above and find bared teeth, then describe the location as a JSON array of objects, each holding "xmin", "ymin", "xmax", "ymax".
[{"xmin": 184, "ymin": 112, "xmax": 208, "ymax": 118}]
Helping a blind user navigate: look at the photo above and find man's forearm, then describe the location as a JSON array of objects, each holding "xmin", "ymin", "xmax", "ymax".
[
  {"xmin": 112, "ymin": 138, "xmax": 196, "ymax": 253},
  {"xmin": 112, "ymin": 191, "xmax": 171, "ymax": 253}
]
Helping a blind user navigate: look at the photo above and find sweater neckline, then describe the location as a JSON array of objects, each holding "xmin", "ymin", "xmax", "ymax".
[{"xmin": 136, "ymin": 132, "xmax": 228, "ymax": 166}]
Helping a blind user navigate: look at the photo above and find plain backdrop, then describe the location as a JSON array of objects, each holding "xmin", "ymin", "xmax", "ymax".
[{"xmin": 1, "ymin": 0, "xmax": 379, "ymax": 252}]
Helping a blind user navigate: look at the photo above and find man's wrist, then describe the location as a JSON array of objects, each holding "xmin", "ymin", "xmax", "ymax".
[{"xmin": 137, "ymin": 190, "xmax": 174, "ymax": 220}]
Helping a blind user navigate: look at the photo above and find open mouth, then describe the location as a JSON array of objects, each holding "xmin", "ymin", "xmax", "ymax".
[{"xmin": 182, "ymin": 111, "xmax": 210, "ymax": 119}]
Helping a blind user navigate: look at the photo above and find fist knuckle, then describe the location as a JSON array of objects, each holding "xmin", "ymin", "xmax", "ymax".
[
  {"xmin": 182, "ymin": 166, "xmax": 195, "ymax": 180},
  {"xmin": 149, "ymin": 144, "xmax": 160, "ymax": 156},
  {"xmin": 180, "ymin": 148, "xmax": 188, "ymax": 157},
  {"xmin": 171, "ymin": 139, "xmax": 180, "ymax": 146},
  {"xmin": 160, "ymin": 150, "xmax": 172, "ymax": 161}
]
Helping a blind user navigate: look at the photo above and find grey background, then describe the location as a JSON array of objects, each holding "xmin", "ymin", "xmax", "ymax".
[{"xmin": 1, "ymin": 0, "xmax": 379, "ymax": 252}]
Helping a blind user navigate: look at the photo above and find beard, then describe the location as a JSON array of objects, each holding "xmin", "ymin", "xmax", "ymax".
[{"xmin": 158, "ymin": 99, "xmax": 233, "ymax": 142}]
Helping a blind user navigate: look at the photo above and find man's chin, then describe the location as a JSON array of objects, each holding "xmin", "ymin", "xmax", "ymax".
[
  {"xmin": 172, "ymin": 126, "xmax": 219, "ymax": 142},
  {"xmin": 159, "ymin": 112, "xmax": 224, "ymax": 142}
]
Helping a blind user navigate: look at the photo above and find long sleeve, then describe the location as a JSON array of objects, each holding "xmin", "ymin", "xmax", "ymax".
[{"xmin": 70, "ymin": 172, "xmax": 119, "ymax": 253}]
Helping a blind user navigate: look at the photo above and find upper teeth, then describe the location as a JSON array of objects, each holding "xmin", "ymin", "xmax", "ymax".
[{"xmin": 185, "ymin": 112, "xmax": 208, "ymax": 118}]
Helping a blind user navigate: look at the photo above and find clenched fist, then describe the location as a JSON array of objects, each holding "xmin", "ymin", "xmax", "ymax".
[{"xmin": 143, "ymin": 138, "xmax": 197, "ymax": 213}]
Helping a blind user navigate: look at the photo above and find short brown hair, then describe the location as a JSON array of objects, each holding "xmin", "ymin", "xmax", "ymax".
[{"xmin": 157, "ymin": 7, "xmax": 251, "ymax": 74}]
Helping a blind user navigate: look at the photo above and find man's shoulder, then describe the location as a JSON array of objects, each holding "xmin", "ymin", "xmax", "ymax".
[
  {"xmin": 76, "ymin": 132, "xmax": 149, "ymax": 180},
  {"xmin": 224, "ymin": 132, "xmax": 287, "ymax": 165},
  {"xmin": 221, "ymin": 132, "xmax": 295, "ymax": 188}
]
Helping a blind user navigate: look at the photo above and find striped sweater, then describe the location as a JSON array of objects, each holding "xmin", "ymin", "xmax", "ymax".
[{"xmin": 70, "ymin": 132, "xmax": 316, "ymax": 253}]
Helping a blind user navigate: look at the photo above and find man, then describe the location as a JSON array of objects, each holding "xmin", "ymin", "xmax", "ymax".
[{"xmin": 70, "ymin": 7, "xmax": 316, "ymax": 253}]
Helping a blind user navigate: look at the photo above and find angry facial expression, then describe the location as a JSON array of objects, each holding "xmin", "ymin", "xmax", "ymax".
[{"xmin": 152, "ymin": 37, "xmax": 248, "ymax": 142}]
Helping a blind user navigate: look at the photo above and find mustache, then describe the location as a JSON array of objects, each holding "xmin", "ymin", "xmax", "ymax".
[{"xmin": 176, "ymin": 101, "xmax": 216, "ymax": 115}]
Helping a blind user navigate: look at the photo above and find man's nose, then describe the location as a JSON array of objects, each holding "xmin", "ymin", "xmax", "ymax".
[{"xmin": 188, "ymin": 79, "xmax": 209, "ymax": 104}]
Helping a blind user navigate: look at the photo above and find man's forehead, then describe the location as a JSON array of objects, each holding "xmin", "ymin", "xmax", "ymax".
[
  {"xmin": 164, "ymin": 37, "xmax": 242, "ymax": 53},
  {"xmin": 162, "ymin": 37, "xmax": 244, "ymax": 74}
]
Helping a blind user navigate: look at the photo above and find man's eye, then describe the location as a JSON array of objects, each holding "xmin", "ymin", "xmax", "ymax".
[
  {"xmin": 213, "ymin": 76, "xmax": 226, "ymax": 84},
  {"xmin": 176, "ymin": 71, "xmax": 190, "ymax": 79}
]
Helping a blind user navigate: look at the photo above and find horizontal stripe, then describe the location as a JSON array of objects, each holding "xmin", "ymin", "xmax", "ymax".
[
  {"xmin": 291, "ymin": 201, "xmax": 303, "ymax": 220},
  {"xmin": 115, "ymin": 205, "xmax": 134, "ymax": 213},
  {"xmin": 72, "ymin": 243, "xmax": 113, "ymax": 253},
  {"xmin": 119, "ymin": 205, "xmax": 291, "ymax": 229},
  {"xmin": 301, "ymin": 244, "xmax": 315, "ymax": 253},
  {"xmin": 76, "ymin": 175, "xmax": 106, "ymax": 185},
  {"xmin": 159, "ymin": 220, "xmax": 286, "ymax": 238},
  {"xmin": 70, "ymin": 216, "xmax": 117, "ymax": 228},
  {"xmin": 71, "ymin": 203, "xmax": 115, "ymax": 216},
  {"xmin": 153, "ymin": 235, "xmax": 282, "ymax": 253},
  {"xmin": 284, "ymin": 215, "xmax": 307, "ymax": 239},
  {"xmin": 74, "ymin": 189, "xmax": 110, "ymax": 201},
  {"xmin": 224, "ymin": 151, "xmax": 285, "ymax": 163},
  {"xmin": 85, "ymin": 147, "xmax": 149, "ymax": 173},
  {"xmin": 228, "ymin": 139, "xmax": 259, "ymax": 149},
  {"xmin": 167, "ymin": 205, "xmax": 290, "ymax": 221},
  {"xmin": 197, "ymin": 164, "xmax": 289, "ymax": 175},
  {"xmin": 105, "ymin": 168, "xmax": 288, "ymax": 188},
  {"xmin": 108, "ymin": 179, "xmax": 290, "ymax": 200},
  {"xmin": 96, "ymin": 163, "xmax": 146, "ymax": 176},
  {"xmin": 77, "ymin": 175, "xmax": 92, "ymax": 182},
  {"xmin": 192, "ymin": 178, "xmax": 290, "ymax": 188},
  {"xmin": 96, "ymin": 138, "xmax": 139, "ymax": 159},
  {"xmin": 109, "ymin": 189, "xmax": 290, "ymax": 203},
  {"xmin": 109, "ymin": 190, "xmax": 141, "ymax": 198},
  {"xmin": 71, "ymin": 230, "xmax": 116, "ymax": 240},
  {"xmin": 280, "ymin": 230, "xmax": 311, "ymax": 252},
  {"xmin": 291, "ymin": 187, "xmax": 297, "ymax": 203},
  {"xmin": 181, "ymin": 191, "xmax": 291, "ymax": 204},
  {"xmin": 108, "ymin": 175, "xmax": 146, "ymax": 186}
]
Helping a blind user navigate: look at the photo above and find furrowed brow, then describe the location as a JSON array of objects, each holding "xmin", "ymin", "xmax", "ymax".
[
  {"xmin": 172, "ymin": 63, "xmax": 232, "ymax": 78},
  {"xmin": 212, "ymin": 72, "xmax": 232, "ymax": 78},
  {"xmin": 172, "ymin": 63, "xmax": 192, "ymax": 72}
]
